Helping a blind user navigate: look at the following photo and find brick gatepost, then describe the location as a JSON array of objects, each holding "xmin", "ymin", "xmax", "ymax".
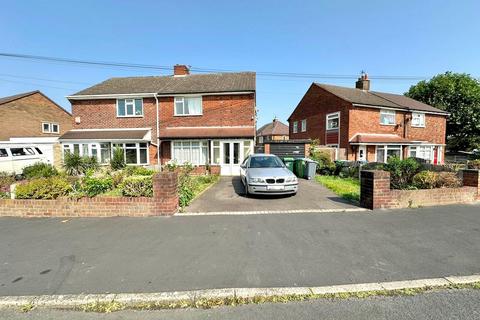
[
  {"xmin": 360, "ymin": 170, "xmax": 391, "ymax": 209},
  {"xmin": 153, "ymin": 171, "xmax": 179, "ymax": 215},
  {"xmin": 463, "ymin": 170, "xmax": 480, "ymax": 200}
]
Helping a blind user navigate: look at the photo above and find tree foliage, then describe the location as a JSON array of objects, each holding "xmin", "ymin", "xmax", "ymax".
[{"xmin": 406, "ymin": 72, "xmax": 480, "ymax": 151}]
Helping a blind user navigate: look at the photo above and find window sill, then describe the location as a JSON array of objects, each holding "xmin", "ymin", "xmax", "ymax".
[
  {"xmin": 326, "ymin": 128, "xmax": 339, "ymax": 131},
  {"xmin": 117, "ymin": 115, "xmax": 144, "ymax": 118},
  {"xmin": 380, "ymin": 123, "xmax": 396, "ymax": 126},
  {"xmin": 411, "ymin": 125, "xmax": 426, "ymax": 128},
  {"xmin": 173, "ymin": 114, "xmax": 203, "ymax": 117}
]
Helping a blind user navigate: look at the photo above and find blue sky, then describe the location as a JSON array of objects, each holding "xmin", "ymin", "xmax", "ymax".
[{"xmin": 1, "ymin": 0, "xmax": 479, "ymax": 127}]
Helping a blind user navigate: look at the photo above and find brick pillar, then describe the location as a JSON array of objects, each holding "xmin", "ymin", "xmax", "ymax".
[
  {"xmin": 463, "ymin": 170, "xmax": 480, "ymax": 199},
  {"xmin": 264, "ymin": 143, "xmax": 270, "ymax": 154},
  {"xmin": 360, "ymin": 170, "xmax": 391, "ymax": 209},
  {"xmin": 53, "ymin": 143, "xmax": 63, "ymax": 169},
  {"xmin": 305, "ymin": 143, "xmax": 311, "ymax": 157},
  {"xmin": 153, "ymin": 172, "xmax": 179, "ymax": 215}
]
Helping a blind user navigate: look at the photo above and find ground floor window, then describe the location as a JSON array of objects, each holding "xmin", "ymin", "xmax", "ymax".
[
  {"xmin": 376, "ymin": 145, "xmax": 402, "ymax": 163},
  {"xmin": 409, "ymin": 145, "xmax": 433, "ymax": 162},
  {"xmin": 172, "ymin": 140, "xmax": 208, "ymax": 165},
  {"xmin": 62, "ymin": 142, "xmax": 148, "ymax": 165}
]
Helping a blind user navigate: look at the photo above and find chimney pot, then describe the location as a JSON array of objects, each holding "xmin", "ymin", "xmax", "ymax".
[
  {"xmin": 174, "ymin": 64, "xmax": 190, "ymax": 76},
  {"xmin": 356, "ymin": 72, "xmax": 370, "ymax": 90}
]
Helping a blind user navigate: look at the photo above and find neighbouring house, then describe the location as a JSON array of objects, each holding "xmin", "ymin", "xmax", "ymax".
[
  {"xmin": 0, "ymin": 90, "xmax": 72, "ymax": 166},
  {"xmin": 60, "ymin": 65, "xmax": 256, "ymax": 175},
  {"xmin": 256, "ymin": 117, "xmax": 289, "ymax": 144},
  {"xmin": 288, "ymin": 73, "xmax": 449, "ymax": 164}
]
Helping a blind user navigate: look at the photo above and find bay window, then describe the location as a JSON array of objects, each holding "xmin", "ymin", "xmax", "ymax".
[
  {"xmin": 174, "ymin": 96, "xmax": 202, "ymax": 116},
  {"xmin": 409, "ymin": 145, "xmax": 433, "ymax": 162},
  {"xmin": 380, "ymin": 109, "xmax": 396, "ymax": 125},
  {"xmin": 172, "ymin": 141, "xmax": 208, "ymax": 165},
  {"xmin": 376, "ymin": 145, "xmax": 402, "ymax": 163},
  {"xmin": 117, "ymin": 99, "xmax": 143, "ymax": 117},
  {"xmin": 62, "ymin": 142, "xmax": 148, "ymax": 165}
]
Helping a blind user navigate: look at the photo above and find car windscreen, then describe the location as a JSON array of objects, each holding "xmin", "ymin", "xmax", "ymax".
[{"xmin": 249, "ymin": 156, "xmax": 284, "ymax": 168}]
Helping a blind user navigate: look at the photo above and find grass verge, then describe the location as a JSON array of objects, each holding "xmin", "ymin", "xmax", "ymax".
[{"xmin": 315, "ymin": 175, "xmax": 360, "ymax": 202}]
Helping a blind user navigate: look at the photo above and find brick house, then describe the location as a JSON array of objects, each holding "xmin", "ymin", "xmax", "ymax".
[
  {"xmin": 256, "ymin": 117, "xmax": 289, "ymax": 144},
  {"xmin": 288, "ymin": 74, "xmax": 448, "ymax": 164},
  {"xmin": 0, "ymin": 90, "xmax": 72, "ymax": 141},
  {"xmin": 60, "ymin": 65, "xmax": 256, "ymax": 175}
]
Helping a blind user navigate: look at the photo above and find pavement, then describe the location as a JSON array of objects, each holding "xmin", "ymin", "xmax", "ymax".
[
  {"xmin": 1, "ymin": 289, "xmax": 479, "ymax": 319},
  {"xmin": 1, "ymin": 203, "xmax": 480, "ymax": 296},
  {"xmin": 185, "ymin": 176, "xmax": 359, "ymax": 213}
]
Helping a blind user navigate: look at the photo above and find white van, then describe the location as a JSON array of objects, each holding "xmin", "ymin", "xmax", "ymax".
[{"xmin": 0, "ymin": 146, "xmax": 49, "ymax": 175}]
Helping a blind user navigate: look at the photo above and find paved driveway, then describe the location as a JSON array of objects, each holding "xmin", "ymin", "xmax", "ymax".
[{"xmin": 185, "ymin": 176, "xmax": 360, "ymax": 213}]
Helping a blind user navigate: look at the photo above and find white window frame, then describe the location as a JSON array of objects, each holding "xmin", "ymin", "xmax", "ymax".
[
  {"xmin": 408, "ymin": 145, "xmax": 434, "ymax": 162},
  {"xmin": 301, "ymin": 119, "xmax": 307, "ymax": 132},
  {"xmin": 293, "ymin": 121, "xmax": 298, "ymax": 133},
  {"xmin": 174, "ymin": 96, "xmax": 203, "ymax": 116},
  {"xmin": 375, "ymin": 145, "xmax": 402, "ymax": 163},
  {"xmin": 171, "ymin": 140, "xmax": 208, "ymax": 165},
  {"xmin": 62, "ymin": 142, "xmax": 149, "ymax": 165},
  {"xmin": 42, "ymin": 122, "xmax": 51, "ymax": 133},
  {"xmin": 51, "ymin": 123, "xmax": 59, "ymax": 133},
  {"xmin": 116, "ymin": 98, "xmax": 144, "ymax": 117},
  {"xmin": 380, "ymin": 109, "xmax": 396, "ymax": 126},
  {"xmin": 326, "ymin": 112, "xmax": 340, "ymax": 130},
  {"xmin": 411, "ymin": 112, "xmax": 425, "ymax": 128},
  {"xmin": 42, "ymin": 122, "xmax": 60, "ymax": 133}
]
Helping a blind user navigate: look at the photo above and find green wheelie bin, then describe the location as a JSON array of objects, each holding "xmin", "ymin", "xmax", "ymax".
[
  {"xmin": 282, "ymin": 157, "xmax": 295, "ymax": 173},
  {"xmin": 294, "ymin": 158, "xmax": 307, "ymax": 178}
]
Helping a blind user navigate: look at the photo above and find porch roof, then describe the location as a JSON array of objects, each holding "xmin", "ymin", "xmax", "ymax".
[
  {"xmin": 159, "ymin": 126, "xmax": 255, "ymax": 139},
  {"xmin": 59, "ymin": 129, "xmax": 151, "ymax": 141},
  {"xmin": 349, "ymin": 134, "xmax": 425, "ymax": 145}
]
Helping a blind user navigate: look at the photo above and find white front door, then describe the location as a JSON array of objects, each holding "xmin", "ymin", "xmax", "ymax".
[
  {"xmin": 220, "ymin": 141, "xmax": 241, "ymax": 176},
  {"xmin": 358, "ymin": 145, "xmax": 367, "ymax": 161}
]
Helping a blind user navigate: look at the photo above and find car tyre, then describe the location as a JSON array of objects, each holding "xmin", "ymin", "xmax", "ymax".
[{"xmin": 244, "ymin": 184, "xmax": 249, "ymax": 198}]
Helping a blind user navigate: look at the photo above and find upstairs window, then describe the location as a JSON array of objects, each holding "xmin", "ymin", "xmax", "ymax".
[
  {"xmin": 301, "ymin": 119, "xmax": 307, "ymax": 132},
  {"xmin": 326, "ymin": 112, "xmax": 339, "ymax": 130},
  {"xmin": 380, "ymin": 109, "xmax": 396, "ymax": 125},
  {"xmin": 174, "ymin": 96, "xmax": 202, "ymax": 116},
  {"xmin": 117, "ymin": 98, "xmax": 143, "ymax": 117},
  {"xmin": 411, "ymin": 112, "xmax": 425, "ymax": 127},
  {"xmin": 293, "ymin": 121, "xmax": 298, "ymax": 133},
  {"xmin": 42, "ymin": 122, "xmax": 60, "ymax": 133}
]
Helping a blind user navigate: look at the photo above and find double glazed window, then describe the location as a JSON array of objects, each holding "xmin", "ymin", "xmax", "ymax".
[
  {"xmin": 411, "ymin": 112, "xmax": 425, "ymax": 127},
  {"xmin": 293, "ymin": 121, "xmax": 298, "ymax": 133},
  {"xmin": 326, "ymin": 112, "xmax": 339, "ymax": 130},
  {"xmin": 42, "ymin": 122, "xmax": 59, "ymax": 133},
  {"xmin": 174, "ymin": 96, "xmax": 202, "ymax": 116},
  {"xmin": 172, "ymin": 141, "xmax": 208, "ymax": 165},
  {"xmin": 376, "ymin": 145, "xmax": 401, "ymax": 163},
  {"xmin": 301, "ymin": 119, "xmax": 307, "ymax": 132},
  {"xmin": 117, "ymin": 99, "xmax": 143, "ymax": 117},
  {"xmin": 113, "ymin": 143, "xmax": 148, "ymax": 164},
  {"xmin": 380, "ymin": 109, "xmax": 396, "ymax": 125},
  {"xmin": 409, "ymin": 146, "xmax": 433, "ymax": 162},
  {"xmin": 62, "ymin": 142, "xmax": 148, "ymax": 165}
]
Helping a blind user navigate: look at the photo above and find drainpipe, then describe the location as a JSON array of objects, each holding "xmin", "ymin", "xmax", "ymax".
[{"xmin": 154, "ymin": 93, "xmax": 161, "ymax": 170}]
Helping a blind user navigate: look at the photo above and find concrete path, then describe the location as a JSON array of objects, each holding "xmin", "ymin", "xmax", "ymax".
[
  {"xmin": 1, "ymin": 203, "xmax": 480, "ymax": 296},
  {"xmin": 185, "ymin": 176, "xmax": 359, "ymax": 213},
  {"xmin": 1, "ymin": 289, "xmax": 479, "ymax": 319}
]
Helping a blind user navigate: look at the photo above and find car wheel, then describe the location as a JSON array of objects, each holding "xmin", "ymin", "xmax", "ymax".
[{"xmin": 244, "ymin": 184, "xmax": 249, "ymax": 197}]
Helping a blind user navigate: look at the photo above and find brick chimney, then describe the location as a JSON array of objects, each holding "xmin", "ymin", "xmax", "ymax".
[
  {"xmin": 174, "ymin": 64, "xmax": 190, "ymax": 76},
  {"xmin": 355, "ymin": 71, "xmax": 370, "ymax": 90}
]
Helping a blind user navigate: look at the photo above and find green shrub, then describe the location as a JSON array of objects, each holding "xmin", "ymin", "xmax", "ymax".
[
  {"xmin": 63, "ymin": 152, "xmax": 85, "ymax": 175},
  {"xmin": 110, "ymin": 171, "xmax": 126, "ymax": 187},
  {"xmin": 384, "ymin": 157, "xmax": 420, "ymax": 189},
  {"xmin": 15, "ymin": 177, "xmax": 72, "ymax": 199},
  {"xmin": 110, "ymin": 147, "xmax": 126, "ymax": 170},
  {"xmin": 124, "ymin": 166, "xmax": 155, "ymax": 176},
  {"xmin": 0, "ymin": 191, "xmax": 9, "ymax": 199},
  {"xmin": 82, "ymin": 156, "xmax": 99, "ymax": 172},
  {"xmin": 119, "ymin": 176, "xmax": 153, "ymax": 197},
  {"xmin": 311, "ymin": 150, "xmax": 335, "ymax": 175},
  {"xmin": 413, "ymin": 171, "xmax": 437, "ymax": 189},
  {"xmin": 437, "ymin": 172, "xmax": 462, "ymax": 188},
  {"xmin": 177, "ymin": 164, "xmax": 195, "ymax": 207},
  {"xmin": 81, "ymin": 176, "xmax": 113, "ymax": 197},
  {"xmin": 22, "ymin": 162, "xmax": 58, "ymax": 179}
]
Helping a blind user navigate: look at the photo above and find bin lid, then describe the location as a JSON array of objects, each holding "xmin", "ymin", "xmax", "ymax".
[{"xmin": 282, "ymin": 157, "xmax": 295, "ymax": 161}]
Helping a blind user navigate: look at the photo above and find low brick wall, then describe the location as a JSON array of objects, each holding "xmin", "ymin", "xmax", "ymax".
[
  {"xmin": 360, "ymin": 170, "xmax": 480, "ymax": 209},
  {"xmin": 0, "ymin": 172, "xmax": 179, "ymax": 217}
]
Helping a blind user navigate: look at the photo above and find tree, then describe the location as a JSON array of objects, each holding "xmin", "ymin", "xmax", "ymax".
[{"xmin": 405, "ymin": 72, "xmax": 480, "ymax": 151}]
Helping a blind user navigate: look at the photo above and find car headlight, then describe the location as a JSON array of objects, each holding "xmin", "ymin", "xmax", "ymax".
[
  {"xmin": 285, "ymin": 176, "xmax": 297, "ymax": 183},
  {"xmin": 250, "ymin": 177, "xmax": 266, "ymax": 183}
]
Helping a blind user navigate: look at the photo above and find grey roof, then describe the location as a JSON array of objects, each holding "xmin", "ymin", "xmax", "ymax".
[
  {"xmin": 60, "ymin": 129, "xmax": 149, "ymax": 140},
  {"xmin": 314, "ymin": 83, "xmax": 448, "ymax": 114},
  {"xmin": 0, "ymin": 90, "xmax": 39, "ymax": 106},
  {"xmin": 71, "ymin": 72, "xmax": 256, "ymax": 96}
]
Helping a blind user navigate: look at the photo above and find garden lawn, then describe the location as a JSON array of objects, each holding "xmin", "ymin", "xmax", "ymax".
[{"xmin": 315, "ymin": 175, "xmax": 360, "ymax": 202}]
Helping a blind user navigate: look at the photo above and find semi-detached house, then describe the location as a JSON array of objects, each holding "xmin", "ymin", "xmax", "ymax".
[
  {"xmin": 60, "ymin": 65, "xmax": 256, "ymax": 175},
  {"xmin": 288, "ymin": 74, "xmax": 449, "ymax": 164}
]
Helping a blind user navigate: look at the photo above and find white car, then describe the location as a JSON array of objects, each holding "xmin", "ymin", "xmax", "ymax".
[
  {"xmin": 240, "ymin": 154, "xmax": 298, "ymax": 196},
  {"xmin": 0, "ymin": 146, "xmax": 49, "ymax": 175}
]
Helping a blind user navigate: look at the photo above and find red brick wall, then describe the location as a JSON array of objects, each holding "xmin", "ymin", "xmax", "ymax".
[
  {"xmin": 288, "ymin": 84, "xmax": 351, "ymax": 148},
  {"xmin": 360, "ymin": 170, "xmax": 480, "ymax": 209},
  {"xmin": 0, "ymin": 92, "xmax": 72, "ymax": 140},
  {"xmin": 0, "ymin": 172, "xmax": 178, "ymax": 217},
  {"xmin": 407, "ymin": 114, "xmax": 446, "ymax": 144}
]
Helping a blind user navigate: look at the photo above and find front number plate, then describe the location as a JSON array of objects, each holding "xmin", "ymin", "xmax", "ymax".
[{"xmin": 267, "ymin": 185, "xmax": 285, "ymax": 191}]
